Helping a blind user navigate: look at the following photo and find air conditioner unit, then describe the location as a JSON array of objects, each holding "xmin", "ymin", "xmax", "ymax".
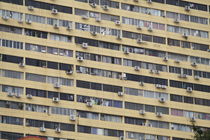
[
  {"xmin": 82, "ymin": 42, "xmax": 88, "ymax": 49},
  {"xmin": 66, "ymin": 70, "xmax": 73, "ymax": 75},
  {"xmin": 52, "ymin": 97, "xmax": 60, "ymax": 103},
  {"xmin": 147, "ymin": 10, "xmax": 151, "ymax": 15},
  {"xmin": 174, "ymin": 59, "xmax": 180, "ymax": 63},
  {"xmin": 136, "ymin": 25, "xmax": 142, "ymax": 30},
  {"xmin": 194, "ymin": 75, "xmax": 200, "ymax": 80},
  {"xmin": 95, "ymin": 17, "xmax": 101, "ymax": 22},
  {"xmin": 53, "ymin": 23, "xmax": 59, "ymax": 29},
  {"xmin": 89, "ymin": 2, "xmax": 97, "ymax": 8},
  {"xmin": 119, "ymin": 136, "xmax": 124, "ymax": 140},
  {"xmin": 171, "ymin": 125, "xmax": 175, "ymax": 130},
  {"xmin": 191, "ymin": 62, "xmax": 197, "ymax": 67},
  {"xmin": 207, "ymin": 49, "xmax": 210, "ymax": 52},
  {"xmin": 174, "ymin": 18, "xmax": 180, "ymax": 23},
  {"xmin": 18, "ymin": 19, "xmax": 23, "ymax": 23},
  {"xmin": 186, "ymin": 87, "xmax": 193, "ymax": 93},
  {"xmin": 53, "ymin": 51, "xmax": 58, "ymax": 55},
  {"xmin": 121, "ymin": 73, "xmax": 127, "ymax": 80},
  {"xmin": 147, "ymin": 123, "xmax": 152, "ymax": 127},
  {"xmin": 179, "ymin": 74, "xmax": 187, "ymax": 78},
  {"xmin": 67, "ymin": 25, "xmax": 72, "ymax": 30},
  {"xmin": 26, "ymin": 19, "xmax": 32, "ymax": 24},
  {"xmin": 15, "ymin": 93, "xmax": 21, "ymax": 98},
  {"xmin": 139, "ymin": 109, "xmax": 145, "ymax": 115},
  {"xmin": 86, "ymin": 101, "xmax": 93, "ymax": 107},
  {"xmin": 2, "ymin": 15, "xmax": 9, "ymax": 21},
  {"xmin": 59, "ymin": 52, "xmax": 64, "ymax": 56},
  {"xmin": 70, "ymin": 115, "xmax": 76, "ymax": 121},
  {"xmin": 147, "ymin": 0, "xmax": 152, "ymax": 3},
  {"xmin": 149, "ymin": 69, "xmax": 155, "ymax": 74},
  {"xmin": 116, "ymin": 34, "xmax": 122, "ymax": 40},
  {"xmin": 182, "ymin": 33, "xmax": 188, "ymax": 39},
  {"xmin": 159, "ymin": 97, "xmax": 166, "ymax": 103},
  {"xmin": 147, "ymin": 26, "xmax": 153, "ymax": 32},
  {"xmin": 155, "ymin": 84, "xmax": 162, "ymax": 88},
  {"xmin": 134, "ymin": 66, "xmax": 140, "ymax": 71},
  {"xmin": 163, "ymin": 56, "xmax": 168, "ymax": 62},
  {"xmin": 19, "ymin": 62, "xmax": 25, "ymax": 67},
  {"xmin": 41, "ymin": 49, "xmax": 46, "ymax": 53},
  {"xmin": 82, "ymin": 15, "xmax": 89, "ymax": 19},
  {"xmin": 185, "ymin": 6, "xmax": 191, "ymax": 11},
  {"xmin": 51, "ymin": 8, "xmax": 58, "ymax": 15},
  {"xmin": 133, "ymin": 0, "xmax": 139, "ymax": 2},
  {"xmin": 90, "ymin": 31, "xmax": 97, "ymax": 36},
  {"xmin": 161, "ymin": 85, "xmax": 167, "ymax": 89},
  {"xmin": 55, "ymin": 127, "xmax": 61, "ymax": 133},
  {"xmin": 154, "ymin": 70, "xmax": 160, "ymax": 74},
  {"xmin": 7, "ymin": 92, "xmax": 14, "ymax": 97},
  {"xmin": 115, "ymin": 20, "xmax": 121, "ymax": 26},
  {"xmin": 124, "ymin": 49, "xmax": 129, "ymax": 54},
  {"xmin": 102, "ymin": 5, "xmax": 109, "ymax": 10},
  {"xmin": 190, "ymin": 116, "xmax": 196, "ymax": 122},
  {"xmin": 137, "ymin": 38, "xmax": 144, "ymax": 44},
  {"xmin": 77, "ymin": 56, "xmax": 84, "ymax": 62},
  {"xmin": 54, "ymin": 83, "xmax": 61, "ymax": 88},
  {"xmin": 156, "ymin": 112, "xmax": 163, "ymax": 117},
  {"xmin": 26, "ymin": 94, "xmax": 33, "ymax": 99},
  {"xmin": 118, "ymin": 92, "xmax": 124, "ymax": 96},
  {"xmin": 40, "ymin": 126, "xmax": 46, "ymax": 132},
  {"xmin": 139, "ymin": 81, "xmax": 144, "ymax": 86},
  {"xmin": 28, "ymin": 6, "xmax": 34, "ymax": 11}
]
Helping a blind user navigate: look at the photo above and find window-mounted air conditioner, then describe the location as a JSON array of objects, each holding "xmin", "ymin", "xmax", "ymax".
[
  {"xmin": 51, "ymin": 8, "xmax": 58, "ymax": 15},
  {"xmin": 182, "ymin": 33, "xmax": 188, "ymax": 39},
  {"xmin": 194, "ymin": 75, "xmax": 200, "ymax": 80},
  {"xmin": 28, "ymin": 6, "xmax": 34, "ymax": 11},
  {"xmin": 66, "ymin": 70, "xmax": 73, "ymax": 75},
  {"xmin": 115, "ymin": 20, "xmax": 121, "ymax": 26},
  {"xmin": 147, "ymin": 0, "xmax": 152, "ymax": 4},
  {"xmin": 53, "ymin": 23, "xmax": 59, "ymax": 29},
  {"xmin": 139, "ymin": 81, "xmax": 144, "ymax": 86},
  {"xmin": 89, "ymin": 2, "xmax": 97, "ymax": 8},
  {"xmin": 2, "ymin": 15, "xmax": 9, "ymax": 21},
  {"xmin": 102, "ymin": 5, "xmax": 109, "ymax": 10},
  {"xmin": 26, "ymin": 94, "xmax": 33, "ymax": 99},
  {"xmin": 118, "ymin": 92, "xmax": 124, "ymax": 96},
  {"xmin": 19, "ymin": 61, "xmax": 25, "ymax": 67},
  {"xmin": 77, "ymin": 56, "xmax": 84, "ymax": 62},
  {"xmin": 26, "ymin": 19, "xmax": 32, "ymax": 24},
  {"xmin": 82, "ymin": 42, "xmax": 88, "ymax": 49},
  {"xmin": 156, "ymin": 112, "xmax": 163, "ymax": 117},
  {"xmin": 179, "ymin": 74, "xmax": 187, "ymax": 78},
  {"xmin": 186, "ymin": 87, "xmax": 193, "ymax": 93},
  {"xmin": 52, "ymin": 97, "xmax": 60, "ymax": 103},
  {"xmin": 90, "ymin": 31, "xmax": 97, "ymax": 36},
  {"xmin": 134, "ymin": 66, "xmax": 140, "ymax": 71},
  {"xmin": 159, "ymin": 97, "xmax": 166, "ymax": 103},
  {"xmin": 55, "ymin": 127, "xmax": 61, "ymax": 133},
  {"xmin": 139, "ymin": 109, "xmax": 145, "ymax": 115},
  {"xmin": 7, "ymin": 92, "xmax": 14, "ymax": 97},
  {"xmin": 163, "ymin": 56, "xmax": 168, "ymax": 62},
  {"xmin": 185, "ymin": 6, "xmax": 191, "ymax": 11},
  {"xmin": 54, "ymin": 83, "xmax": 61, "ymax": 88},
  {"xmin": 86, "ymin": 101, "xmax": 93, "ymax": 107},
  {"xmin": 70, "ymin": 115, "xmax": 76, "ymax": 121},
  {"xmin": 40, "ymin": 126, "xmax": 46, "ymax": 132},
  {"xmin": 191, "ymin": 62, "xmax": 197, "ymax": 67}
]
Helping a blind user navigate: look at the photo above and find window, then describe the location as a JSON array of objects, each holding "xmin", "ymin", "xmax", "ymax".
[
  {"xmin": 25, "ymin": 29, "xmax": 47, "ymax": 39},
  {"xmin": 0, "ymin": 69, "xmax": 23, "ymax": 79},
  {"xmin": 25, "ymin": 0, "xmax": 72, "ymax": 14},
  {"xmin": 101, "ymin": 114, "xmax": 122, "ymax": 123},
  {"xmin": 0, "ymin": 24, "xmax": 22, "ymax": 34},
  {"xmin": 50, "ymin": 33, "xmax": 71, "ymax": 42},
  {"xmin": 1, "ymin": 39, "xmax": 23, "ymax": 49}
]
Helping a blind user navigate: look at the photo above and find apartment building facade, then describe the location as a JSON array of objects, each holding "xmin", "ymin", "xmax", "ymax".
[{"xmin": 0, "ymin": 0, "xmax": 210, "ymax": 140}]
